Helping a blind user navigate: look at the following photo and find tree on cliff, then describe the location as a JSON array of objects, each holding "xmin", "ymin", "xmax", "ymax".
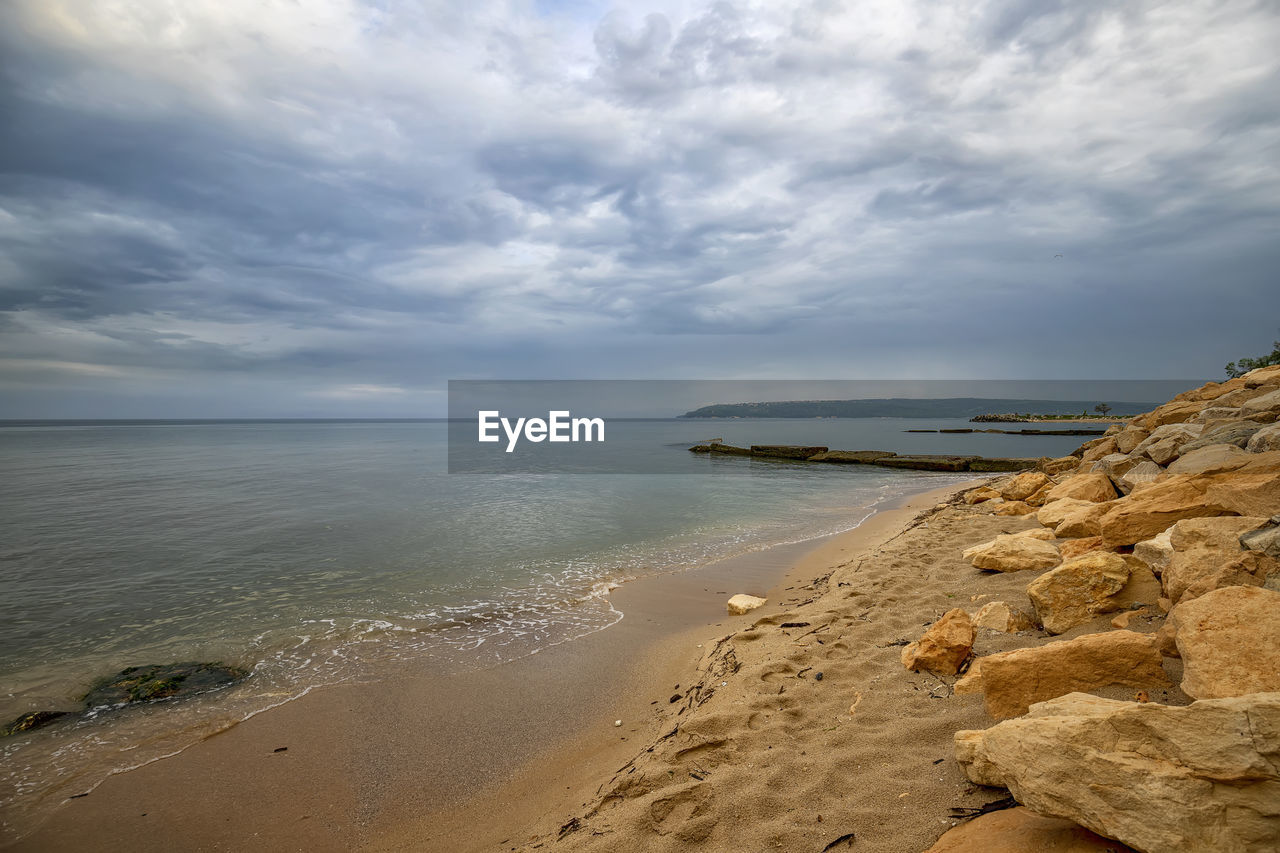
[{"xmin": 1225, "ymin": 337, "xmax": 1280, "ymax": 378}]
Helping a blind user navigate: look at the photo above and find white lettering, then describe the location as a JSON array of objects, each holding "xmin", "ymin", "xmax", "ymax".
[
  {"xmin": 572, "ymin": 417, "xmax": 604, "ymax": 442},
  {"xmin": 549, "ymin": 410, "xmax": 570, "ymax": 442},
  {"xmin": 480, "ymin": 411, "xmax": 605, "ymax": 452},
  {"xmin": 502, "ymin": 416, "xmax": 526, "ymax": 453},
  {"xmin": 478, "ymin": 411, "xmax": 500, "ymax": 443}
]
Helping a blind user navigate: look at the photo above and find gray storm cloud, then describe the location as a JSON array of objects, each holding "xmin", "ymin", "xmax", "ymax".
[{"xmin": 0, "ymin": 0, "xmax": 1277, "ymax": 416}]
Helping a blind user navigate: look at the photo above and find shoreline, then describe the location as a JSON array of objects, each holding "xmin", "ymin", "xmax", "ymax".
[{"xmin": 3, "ymin": 476, "xmax": 982, "ymax": 852}]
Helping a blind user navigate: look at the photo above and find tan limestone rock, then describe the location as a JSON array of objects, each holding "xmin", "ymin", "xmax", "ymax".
[
  {"xmin": 1110, "ymin": 608, "xmax": 1146, "ymax": 629},
  {"xmin": 726, "ymin": 594, "xmax": 767, "ymax": 615},
  {"xmin": 1166, "ymin": 586, "xmax": 1280, "ymax": 699},
  {"xmin": 1167, "ymin": 443, "xmax": 1250, "ymax": 475},
  {"xmin": 1131, "ymin": 399, "xmax": 1204, "ymax": 429},
  {"xmin": 1057, "ymin": 536, "xmax": 1105, "ymax": 562},
  {"xmin": 1113, "ymin": 428, "xmax": 1149, "ymax": 455},
  {"xmin": 1247, "ymin": 423, "xmax": 1280, "ymax": 453},
  {"xmin": 1115, "ymin": 460, "xmax": 1164, "ymax": 496},
  {"xmin": 902, "ymin": 608, "xmax": 975, "ymax": 675},
  {"xmin": 1132, "ymin": 527, "xmax": 1174, "ymax": 576},
  {"xmin": 1039, "ymin": 456, "xmax": 1083, "ymax": 477},
  {"xmin": 1001, "ymin": 471, "xmax": 1053, "ymax": 502},
  {"xmin": 964, "ymin": 485, "xmax": 1003, "ymax": 505},
  {"xmin": 1052, "ymin": 501, "xmax": 1114, "ymax": 539},
  {"xmin": 1014, "ymin": 527, "xmax": 1057, "ymax": 541},
  {"xmin": 972, "ymin": 601, "xmax": 1038, "ymax": 633},
  {"xmin": 1027, "ymin": 552, "xmax": 1132, "ymax": 634},
  {"xmin": 963, "ymin": 534, "xmax": 1061, "ymax": 573},
  {"xmin": 1037, "ymin": 498, "xmax": 1097, "ymax": 530},
  {"xmin": 1044, "ymin": 473, "xmax": 1118, "ymax": 504},
  {"xmin": 1240, "ymin": 387, "xmax": 1280, "ymax": 422},
  {"xmin": 923, "ymin": 806, "xmax": 1137, "ymax": 853},
  {"xmin": 1162, "ymin": 516, "xmax": 1277, "ymax": 605},
  {"xmin": 1079, "ymin": 437, "xmax": 1119, "ymax": 463},
  {"xmin": 969, "ymin": 631, "xmax": 1170, "ymax": 719},
  {"xmin": 993, "ymin": 501, "xmax": 1037, "ymax": 517},
  {"xmin": 954, "ymin": 691, "xmax": 1280, "ymax": 853}
]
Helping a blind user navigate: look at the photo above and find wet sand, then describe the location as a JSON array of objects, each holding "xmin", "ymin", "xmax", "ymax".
[{"xmin": 4, "ymin": 478, "xmax": 979, "ymax": 853}]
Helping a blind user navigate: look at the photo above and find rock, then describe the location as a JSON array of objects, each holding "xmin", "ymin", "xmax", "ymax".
[
  {"xmin": 1090, "ymin": 452, "xmax": 1139, "ymax": 487},
  {"xmin": 963, "ymin": 534, "xmax": 1062, "ymax": 573},
  {"xmin": 1001, "ymin": 472, "xmax": 1053, "ymax": 502},
  {"xmin": 1247, "ymin": 423, "xmax": 1280, "ymax": 453},
  {"xmin": 808, "ymin": 449, "xmax": 897, "ymax": 463},
  {"xmin": 1240, "ymin": 518, "xmax": 1280, "ymax": 559},
  {"xmin": 1079, "ymin": 438, "xmax": 1119, "ymax": 463},
  {"xmin": 727, "ymin": 594, "xmax": 767, "ymax": 615},
  {"xmin": 1024, "ymin": 482, "xmax": 1055, "ymax": 507},
  {"xmin": 1113, "ymin": 428, "xmax": 1149, "ymax": 455},
  {"xmin": 1193, "ymin": 405, "xmax": 1242, "ymax": 424},
  {"xmin": 1037, "ymin": 498, "xmax": 1098, "ymax": 530},
  {"xmin": 1014, "ymin": 527, "xmax": 1057, "ymax": 541},
  {"xmin": 993, "ymin": 501, "xmax": 1037, "ymax": 517},
  {"xmin": 1044, "ymin": 473, "xmax": 1118, "ymax": 504},
  {"xmin": 1243, "ymin": 364, "xmax": 1280, "ymax": 386},
  {"xmin": 1167, "ymin": 443, "xmax": 1250, "ymax": 475},
  {"xmin": 1110, "ymin": 608, "xmax": 1146, "ymax": 629},
  {"xmin": 969, "ymin": 457, "xmax": 1044, "ymax": 473},
  {"xmin": 902, "ymin": 608, "xmax": 975, "ymax": 675},
  {"xmin": 83, "ymin": 662, "xmax": 247, "ymax": 709},
  {"xmin": 1057, "ymin": 536, "xmax": 1105, "ymax": 561},
  {"xmin": 1166, "ymin": 586, "xmax": 1280, "ymax": 699},
  {"xmin": 876, "ymin": 455, "xmax": 979, "ymax": 472},
  {"xmin": 1132, "ymin": 423, "xmax": 1203, "ymax": 466},
  {"xmin": 1096, "ymin": 454, "xmax": 1280, "ymax": 546},
  {"xmin": 972, "ymin": 601, "xmax": 1038, "ymax": 633},
  {"xmin": 923, "ymin": 806, "xmax": 1137, "ymax": 853},
  {"xmin": 1162, "ymin": 516, "xmax": 1278, "ymax": 605},
  {"xmin": 1240, "ymin": 388, "xmax": 1280, "ymax": 422},
  {"xmin": 1052, "ymin": 501, "xmax": 1114, "ymax": 539},
  {"xmin": 954, "ymin": 691, "xmax": 1280, "ymax": 853},
  {"xmin": 967, "ymin": 631, "xmax": 1170, "ymax": 719},
  {"xmin": 1131, "ymin": 399, "xmax": 1204, "ymax": 429},
  {"xmin": 1039, "ymin": 456, "xmax": 1082, "ymax": 476},
  {"xmin": 964, "ymin": 486, "xmax": 1003, "ymax": 505},
  {"xmin": 1, "ymin": 710, "xmax": 72, "ymax": 738},
  {"xmin": 1115, "ymin": 460, "xmax": 1164, "ymax": 496},
  {"xmin": 1132, "ymin": 527, "xmax": 1174, "ymax": 576},
  {"xmin": 1027, "ymin": 552, "xmax": 1132, "ymax": 634},
  {"xmin": 1178, "ymin": 420, "xmax": 1267, "ymax": 454}
]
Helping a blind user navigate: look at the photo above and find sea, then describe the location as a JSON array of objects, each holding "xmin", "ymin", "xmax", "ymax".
[{"xmin": 0, "ymin": 418, "xmax": 1090, "ymax": 838}]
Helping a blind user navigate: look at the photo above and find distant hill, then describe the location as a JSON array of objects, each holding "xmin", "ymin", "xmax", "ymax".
[{"xmin": 678, "ymin": 397, "xmax": 1153, "ymax": 419}]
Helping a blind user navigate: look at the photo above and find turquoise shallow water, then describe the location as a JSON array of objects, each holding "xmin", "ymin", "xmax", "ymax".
[{"xmin": 0, "ymin": 418, "xmax": 1084, "ymax": 835}]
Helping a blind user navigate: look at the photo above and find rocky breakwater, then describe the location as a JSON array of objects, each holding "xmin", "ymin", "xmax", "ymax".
[{"xmin": 931, "ymin": 364, "xmax": 1280, "ymax": 852}]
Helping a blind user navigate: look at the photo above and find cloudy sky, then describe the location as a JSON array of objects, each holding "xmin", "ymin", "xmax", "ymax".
[{"xmin": 1, "ymin": 0, "xmax": 1277, "ymax": 417}]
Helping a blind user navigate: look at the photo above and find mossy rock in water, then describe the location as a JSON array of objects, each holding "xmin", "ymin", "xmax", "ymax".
[
  {"xmin": 83, "ymin": 662, "xmax": 247, "ymax": 708},
  {"xmin": 1, "ymin": 710, "xmax": 72, "ymax": 738}
]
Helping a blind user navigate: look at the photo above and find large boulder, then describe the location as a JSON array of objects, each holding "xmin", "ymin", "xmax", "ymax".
[
  {"xmin": 954, "ymin": 691, "xmax": 1280, "ymax": 853},
  {"xmin": 1052, "ymin": 501, "xmax": 1114, "ymax": 539},
  {"xmin": 1247, "ymin": 423, "xmax": 1280, "ymax": 453},
  {"xmin": 1243, "ymin": 364, "xmax": 1280, "ymax": 386},
  {"xmin": 1090, "ymin": 452, "xmax": 1140, "ymax": 486},
  {"xmin": 1131, "ymin": 400, "xmax": 1204, "ymax": 429},
  {"xmin": 1043, "ymin": 473, "xmax": 1117, "ymax": 504},
  {"xmin": 963, "ymin": 534, "xmax": 1062, "ymax": 573},
  {"xmin": 1037, "ymin": 498, "xmax": 1098, "ymax": 530},
  {"xmin": 1040, "ymin": 456, "xmax": 1084, "ymax": 476},
  {"xmin": 902, "ymin": 608, "xmax": 975, "ymax": 675},
  {"xmin": 964, "ymin": 485, "xmax": 1003, "ymax": 504},
  {"xmin": 972, "ymin": 601, "xmax": 1038, "ymax": 633},
  {"xmin": 1162, "ymin": 516, "xmax": 1278, "ymax": 605},
  {"xmin": 964, "ymin": 631, "xmax": 1170, "ymax": 719},
  {"xmin": 1079, "ymin": 437, "xmax": 1119, "ymax": 463},
  {"xmin": 1113, "ymin": 428, "xmax": 1149, "ymax": 455},
  {"xmin": 1167, "ymin": 443, "xmax": 1250, "ymax": 475},
  {"xmin": 1001, "ymin": 471, "xmax": 1053, "ymax": 502},
  {"xmin": 1115, "ymin": 460, "xmax": 1164, "ymax": 496},
  {"xmin": 1178, "ymin": 420, "xmax": 1267, "ymax": 455},
  {"xmin": 1240, "ymin": 388, "xmax": 1280, "ymax": 422},
  {"xmin": 1027, "ymin": 553, "xmax": 1132, "ymax": 634},
  {"xmin": 923, "ymin": 806, "xmax": 1137, "ymax": 853},
  {"xmin": 993, "ymin": 500, "xmax": 1037, "ymax": 517},
  {"xmin": 1132, "ymin": 423, "xmax": 1203, "ymax": 466},
  {"xmin": 1097, "ymin": 454, "xmax": 1280, "ymax": 546},
  {"xmin": 1166, "ymin": 586, "xmax": 1280, "ymax": 699},
  {"xmin": 1057, "ymin": 536, "xmax": 1105, "ymax": 562}
]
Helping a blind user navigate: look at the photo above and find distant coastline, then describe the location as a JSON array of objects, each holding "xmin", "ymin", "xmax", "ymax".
[{"xmin": 679, "ymin": 397, "xmax": 1153, "ymax": 419}]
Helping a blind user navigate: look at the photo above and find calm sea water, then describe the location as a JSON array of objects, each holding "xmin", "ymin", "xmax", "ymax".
[{"xmin": 0, "ymin": 418, "xmax": 1086, "ymax": 835}]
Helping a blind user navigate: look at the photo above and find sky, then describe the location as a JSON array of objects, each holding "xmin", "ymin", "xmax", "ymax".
[{"xmin": 1, "ymin": 0, "xmax": 1278, "ymax": 417}]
